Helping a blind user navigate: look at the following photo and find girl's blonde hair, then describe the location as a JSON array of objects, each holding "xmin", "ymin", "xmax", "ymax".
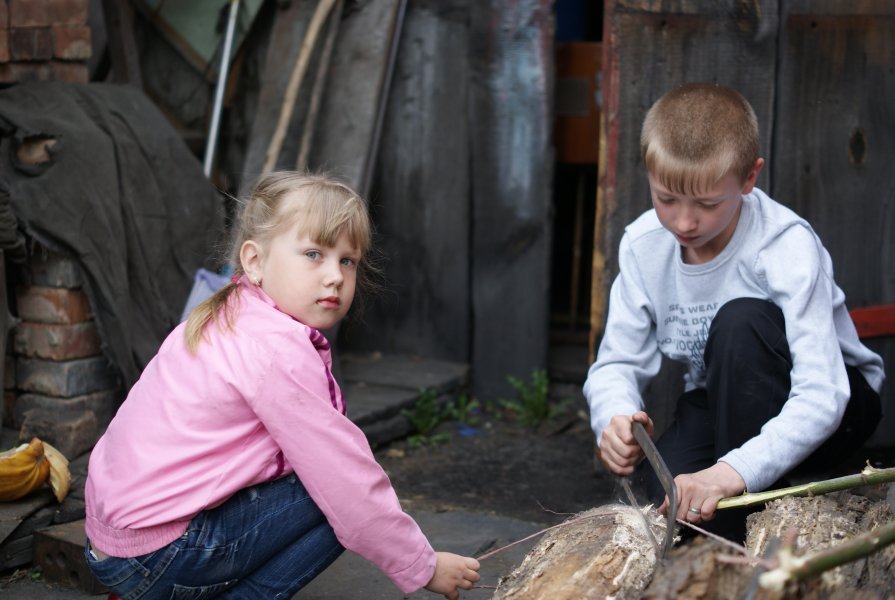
[
  {"xmin": 641, "ymin": 82, "xmax": 759, "ymax": 196},
  {"xmin": 184, "ymin": 171, "xmax": 374, "ymax": 352}
]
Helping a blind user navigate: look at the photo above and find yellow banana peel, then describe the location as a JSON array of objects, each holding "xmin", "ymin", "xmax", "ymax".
[
  {"xmin": 42, "ymin": 441, "xmax": 72, "ymax": 503},
  {"xmin": 0, "ymin": 437, "xmax": 72, "ymax": 503}
]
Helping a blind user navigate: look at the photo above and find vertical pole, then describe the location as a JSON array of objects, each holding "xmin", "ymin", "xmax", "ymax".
[{"xmin": 203, "ymin": 0, "xmax": 241, "ymax": 178}]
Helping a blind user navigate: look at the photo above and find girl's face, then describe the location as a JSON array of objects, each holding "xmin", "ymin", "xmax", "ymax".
[{"xmin": 242, "ymin": 222, "xmax": 361, "ymax": 331}]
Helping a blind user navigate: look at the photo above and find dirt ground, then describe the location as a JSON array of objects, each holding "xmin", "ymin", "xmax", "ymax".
[
  {"xmin": 375, "ymin": 396, "xmax": 621, "ymax": 527},
  {"xmin": 375, "ymin": 391, "xmax": 895, "ymax": 531}
]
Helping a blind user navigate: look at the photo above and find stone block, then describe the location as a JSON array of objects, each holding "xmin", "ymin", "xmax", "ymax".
[
  {"xmin": 28, "ymin": 251, "xmax": 83, "ymax": 288},
  {"xmin": 51, "ymin": 24, "xmax": 90, "ymax": 60},
  {"xmin": 8, "ymin": 27, "xmax": 53, "ymax": 61},
  {"xmin": 20, "ymin": 409, "xmax": 98, "ymax": 458},
  {"xmin": 12, "ymin": 388, "xmax": 118, "ymax": 431},
  {"xmin": 33, "ymin": 520, "xmax": 106, "ymax": 594},
  {"xmin": 13, "ymin": 321, "xmax": 102, "ymax": 360},
  {"xmin": 16, "ymin": 286, "xmax": 92, "ymax": 324},
  {"xmin": 16, "ymin": 356, "xmax": 119, "ymax": 397}
]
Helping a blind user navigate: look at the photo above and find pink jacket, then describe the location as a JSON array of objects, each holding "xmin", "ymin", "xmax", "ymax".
[{"xmin": 85, "ymin": 282, "xmax": 436, "ymax": 593}]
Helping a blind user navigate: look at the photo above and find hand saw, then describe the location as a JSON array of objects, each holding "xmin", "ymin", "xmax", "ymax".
[{"xmin": 620, "ymin": 422, "xmax": 677, "ymax": 557}]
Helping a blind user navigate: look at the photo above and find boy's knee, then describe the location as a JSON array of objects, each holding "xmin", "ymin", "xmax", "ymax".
[{"xmin": 710, "ymin": 298, "xmax": 784, "ymax": 339}]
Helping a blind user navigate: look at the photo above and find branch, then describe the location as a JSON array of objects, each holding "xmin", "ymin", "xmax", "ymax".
[
  {"xmin": 759, "ymin": 520, "xmax": 895, "ymax": 591},
  {"xmin": 717, "ymin": 464, "xmax": 895, "ymax": 510}
]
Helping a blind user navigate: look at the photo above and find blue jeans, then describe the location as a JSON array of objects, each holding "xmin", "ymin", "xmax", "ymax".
[{"xmin": 85, "ymin": 474, "xmax": 344, "ymax": 599}]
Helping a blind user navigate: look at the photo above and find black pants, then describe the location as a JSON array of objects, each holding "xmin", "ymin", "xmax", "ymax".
[{"xmin": 643, "ymin": 298, "xmax": 882, "ymax": 543}]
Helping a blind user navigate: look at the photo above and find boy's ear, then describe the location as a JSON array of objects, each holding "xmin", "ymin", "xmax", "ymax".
[
  {"xmin": 239, "ymin": 240, "xmax": 264, "ymax": 283},
  {"xmin": 741, "ymin": 158, "xmax": 765, "ymax": 194}
]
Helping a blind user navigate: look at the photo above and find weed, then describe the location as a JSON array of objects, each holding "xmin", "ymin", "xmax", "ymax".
[
  {"xmin": 445, "ymin": 393, "xmax": 481, "ymax": 425},
  {"xmin": 402, "ymin": 388, "xmax": 451, "ymax": 447},
  {"xmin": 500, "ymin": 368, "xmax": 563, "ymax": 426}
]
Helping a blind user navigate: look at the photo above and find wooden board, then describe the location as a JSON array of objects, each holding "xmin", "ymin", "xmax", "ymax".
[
  {"xmin": 305, "ymin": 0, "xmax": 405, "ymax": 194},
  {"xmin": 468, "ymin": 0, "xmax": 554, "ymax": 400},
  {"xmin": 343, "ymin": 0, "xmax": 472, "ymax": 363},
  {"xmin": 772, "ymin": 0, "xmax": 895, "ymax": 445},
  {"xmin": 240, "ymin": 1, "xmax": 318, "ymax": 187}
]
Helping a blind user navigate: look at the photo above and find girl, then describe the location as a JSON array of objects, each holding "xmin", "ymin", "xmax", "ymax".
[{"xmin": 84, "ymin": 172, "xmax": 481, "ymax": 599}]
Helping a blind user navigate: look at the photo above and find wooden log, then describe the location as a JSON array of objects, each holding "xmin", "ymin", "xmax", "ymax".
[
  {"xmin": 493, "ymin": 504, "xmax": 668, "ymax": 599},
  {"xmin": 496, "ymin": 490, "xmax": 894, "ymax": 599}
]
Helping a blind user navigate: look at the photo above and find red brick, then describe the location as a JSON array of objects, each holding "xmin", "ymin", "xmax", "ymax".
[
  {"xmin": 8, "ymin": 0, "xmax": 49, "ymax": 28},
  {"xmin": 46, "ymin": 0, "xmax": 88, "ymax": 26},
  {"xmin": 0, "ymin": 30, "xmax": 8, "ymax": 64},
  {"xmin": 0, "ymin": 60, "xmax": 52, "ymax": 83},
  {"xmin": 49, "ymin": 59, "xmax": 88, "ymax": 82},
  {"xmin": 16, "ymin": 286, "xmax": 93, "ymax": 324},
  {"xmin": 9, "ymin": 27, "xmax": 53, "ymax": 61},
  {"xmin": 13, "ymin": 321, "xmax": 102, "ymax": 360},
  {"xmin": 52, "ymin": 24, "xmax": 90, "ymax": 60}
]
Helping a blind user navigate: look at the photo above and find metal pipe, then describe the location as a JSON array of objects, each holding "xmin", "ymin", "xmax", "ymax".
[{"xmin": 203, "ymin": 0, "xmax": 240, "ymax": 178}]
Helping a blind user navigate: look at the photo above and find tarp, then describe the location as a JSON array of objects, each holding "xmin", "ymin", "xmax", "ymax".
[{"xmin": 0, "ymin": 82, "xmax": 225, "ymax": 390}]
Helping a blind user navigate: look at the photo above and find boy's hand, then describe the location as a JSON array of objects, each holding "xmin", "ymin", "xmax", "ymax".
[
  {"xmin": 598, "ymin": 411, "xmax": 654, "ymax": 475},
  {"xmin": 658, "ymin": 462, "xmax": 746, "ymax": 523},
  {"xmin": 425, "ymin": 552, "xmax": 481, "ymax": 599}
]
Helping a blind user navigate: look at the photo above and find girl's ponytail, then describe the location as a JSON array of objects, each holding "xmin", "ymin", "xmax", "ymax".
[{"xmin": 183, "ymin": 280, "xmax": 241, "ymax": 353}]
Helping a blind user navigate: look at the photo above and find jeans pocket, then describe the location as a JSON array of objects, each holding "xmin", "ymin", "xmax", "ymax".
[
  {"xmin": 86, "ymin": 554, "xmax": 150, "ymax": 589},
  {"xmin": 170, "ymin": 579, "xmax": 238, "ymax": 599}
]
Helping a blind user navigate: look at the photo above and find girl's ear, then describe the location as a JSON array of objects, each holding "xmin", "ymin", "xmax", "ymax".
[
  {"xmin": 741, "ymin": 158, "xmax": 765, "ymax": 194},
  {"xmin": 239, "ymin": 240, "xmax": 264, "ymax": 285}
]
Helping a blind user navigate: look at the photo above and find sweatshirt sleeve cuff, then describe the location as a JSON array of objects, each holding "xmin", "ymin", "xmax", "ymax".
[
  {"xmin": 718, "ymin": 453, "xmax": 763, "ymax": 493},
  {"xmin": 390, "ymin": 541, "xmax": 437, "ymax": 594}
]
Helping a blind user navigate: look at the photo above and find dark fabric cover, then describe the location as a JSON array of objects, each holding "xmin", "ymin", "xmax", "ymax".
[{"xmin": 0, "ymin": 81, "xmax": 225, "ymax": 390}]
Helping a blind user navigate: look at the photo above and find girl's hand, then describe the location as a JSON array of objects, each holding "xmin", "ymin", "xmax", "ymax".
[
  {"xmin": 425, "ymin": 552, "xmax": 481, "ymax": 600},
  {"xmin": 598, "ymin": 411, "xmax": 654, "ymax": 475},
  {"xmin": 659, "ymin": 462, "xmax": 746, "ymax": 523}
]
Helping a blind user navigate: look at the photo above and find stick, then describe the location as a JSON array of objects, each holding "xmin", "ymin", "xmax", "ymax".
[
  {"xmin": 475, "ymin": 511, "xmax": 615, "ymax": 560},
  {"xmin": 717, "ymin": 464, "xmax": 895, "ymax": 511},
  {"xmin": 296, "ymin": 0, "xmax": 343, "ymax": 170},
  {"xmin": 262, "ymin": 0, "xmax": 338, "ymax": 175},
  {"xmin": 759, "ymin": 520, "xmax": 895, "ymax": 591}
]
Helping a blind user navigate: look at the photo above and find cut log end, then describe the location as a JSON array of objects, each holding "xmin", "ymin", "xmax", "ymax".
[{"xmin": 493, "ymin": 504, "xmax": 669, "ymax": 599}]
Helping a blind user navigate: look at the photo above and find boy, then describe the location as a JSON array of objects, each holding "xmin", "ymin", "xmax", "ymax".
[{"xmin": 584, "ymin": 82, "xmax": 884, "ymax": 541}]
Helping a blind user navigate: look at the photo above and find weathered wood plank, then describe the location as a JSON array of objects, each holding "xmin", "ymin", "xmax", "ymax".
[
  {"xmin": 468, "ymin": 0, "xmax": 554, "ymax": 400},
  {"xmin": 240, "ymin": 1, "xmax": 317, "ymax": 185},
  {"xmin": 306, "ymin": 0, "xmax": 405, "ymax": 194},
  {"xmin": 773, "ymin": 0, "xmax": 895, "ymax": 445},
  {"xmin": 345, "ymin": 0, "xmax": 471, "ymax": 363}
]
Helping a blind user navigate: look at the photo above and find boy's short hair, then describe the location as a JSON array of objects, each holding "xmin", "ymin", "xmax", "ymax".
[{"xmin": 641, "ymin": 82, "xmax": 759, "ymax": 195}]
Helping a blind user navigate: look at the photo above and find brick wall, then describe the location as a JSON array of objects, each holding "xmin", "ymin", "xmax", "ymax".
[
  {"xmin": 7, "ymin": 248, "xmax": 121, "ymax": 458},
  {"xmin": 0, "ymin": 0, "xmax": 91, "ymax": 83}
]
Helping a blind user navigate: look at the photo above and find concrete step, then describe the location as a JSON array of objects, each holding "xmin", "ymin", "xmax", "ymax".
[{"xmin": 342, "ymin": 352, "xmax": 470, "ymax": 446}]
